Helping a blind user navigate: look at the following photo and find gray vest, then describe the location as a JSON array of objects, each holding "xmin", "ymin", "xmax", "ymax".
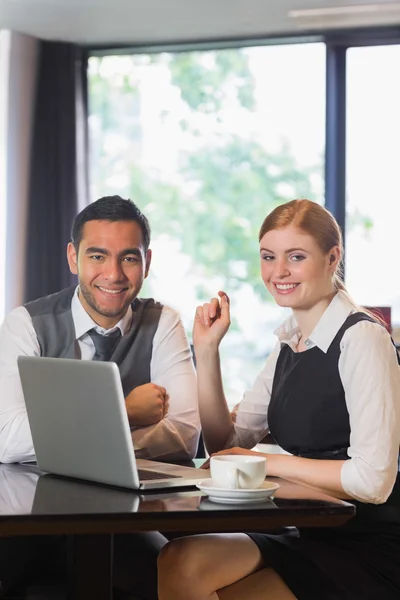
[{"xmin": 24, "ymin": 286, "xmax": 163, "ymax": 397}]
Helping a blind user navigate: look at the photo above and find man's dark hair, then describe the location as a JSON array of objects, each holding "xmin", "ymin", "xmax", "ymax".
[{"xmin": 71, "ymin": 196, "xmax": 151, "ymax": 251}]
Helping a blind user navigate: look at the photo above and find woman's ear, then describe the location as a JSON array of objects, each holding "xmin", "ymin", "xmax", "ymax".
[{"xmin": 328, "ymin": 246, "xmax": 341, "ymax": 270}]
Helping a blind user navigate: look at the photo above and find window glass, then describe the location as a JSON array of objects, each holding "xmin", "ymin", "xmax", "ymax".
[
  {"xmin": 88, "ymin": 43, "xmax": 325, "ymax": 404},
  {"xmin": 346, "ymin": 45, "xmax": 400, "ymax": 327}
]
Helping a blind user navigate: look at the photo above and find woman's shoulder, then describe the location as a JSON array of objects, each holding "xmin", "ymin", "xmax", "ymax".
[{"xmin": 340, "ymin": 315, "xmax": 396, "ymax": 352}]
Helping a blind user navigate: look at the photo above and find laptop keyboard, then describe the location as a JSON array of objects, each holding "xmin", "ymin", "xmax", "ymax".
[{"xmin": 137, "ymin": 469, "xmax": 182, "ymax": 481}]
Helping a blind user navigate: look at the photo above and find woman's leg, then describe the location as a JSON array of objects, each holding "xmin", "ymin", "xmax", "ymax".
[
  {"xmin": 158, "ymin": 533, "xmax": 296, "ymax": 600},
  {"xmin": 113, "ymin": 531, "xmax": 167, "ymax": 599},
  {"xmin": 218, "ymin": 567, "xmax": 297, "ymax": 600}
]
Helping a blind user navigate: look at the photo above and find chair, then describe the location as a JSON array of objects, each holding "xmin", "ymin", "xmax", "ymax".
[
  {"xmin": 363, "ymin": 306, "xmax": 392, "ymax": 333},
  {"xmin": 195, "ymin": 431, "xmax": 206, "ymax": 458}
]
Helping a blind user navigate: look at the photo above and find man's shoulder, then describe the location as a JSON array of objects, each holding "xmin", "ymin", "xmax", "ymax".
[
  {"xmin": 158, "ymin": 303, "xmax": 180, "ymax": 320},
  {"xmin": 156, "ymin": 304, "xmax": 186, "ymax": 337},
  {"xmin": 132, "ymin": 299, "xmax": 185, "ymax": 338},
  {"xmin": 136, "ymin": 298, "xmax": 181, "ymax": 320},
  {"xmin": 0, "ymin": 305, "xmax": 38, "ymax": 349},
  {"xmin": 2, "ymin": 305, "xmax": 31, "ymax": 329},
  {"xmin": 24, "ymin": 287, "xmax": 76, "ymax": 317},
  {"xmin": 134, "ymin": 297, "xmax": 163, "ymax": 311}
]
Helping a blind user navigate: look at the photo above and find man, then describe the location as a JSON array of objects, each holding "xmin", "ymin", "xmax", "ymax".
[
  {"xmin": 0, "ymin": 195, "xmax": 200, "ymax": 599},
  {"xmin": 0, "ymin": 195, "xmax": 199, "ymax": 463}
]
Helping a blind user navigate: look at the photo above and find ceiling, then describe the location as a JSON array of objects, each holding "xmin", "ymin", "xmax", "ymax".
[{"xmin": 0, "ymin": 0, "xmax": 399, "ymax": 46}]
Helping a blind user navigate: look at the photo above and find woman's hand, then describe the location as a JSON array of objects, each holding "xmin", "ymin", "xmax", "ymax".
[
  {"xmin": 201, "ymin": 446, "xmax": 265, "ymax": 469},
  {"xmin": 193, "ymin": 291, "xmax": 231, "ymax": 352}
]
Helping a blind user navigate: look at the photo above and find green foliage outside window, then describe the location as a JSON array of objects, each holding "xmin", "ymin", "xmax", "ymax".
[{"xmin": 89, "ymin": 50, "xmax": 321, "ymax": 306}]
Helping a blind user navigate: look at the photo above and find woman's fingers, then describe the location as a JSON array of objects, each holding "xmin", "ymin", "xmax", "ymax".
[
  {"xmin": 209, "ymin": 297, "xmax": 220, "ymax": 319},
  {"xmin": 195, "ymin": 298, "xmax": 221, "ymax": 326},
  {"xmin": 202, "ymin": 299, "xmax": 221, "ymax": 325},
  {"xmin": 218, "ymin": 292, "xmax": 231, "ymax": 323},
  {"xmin": 201, "ymin": 448, "xmax": 250, "ymax": 469},
  {"xmin": 194, "ymin": 292, "xmax": 231, "ymax": 330},
  {"xmin": 195, "ymin": 305, "xmax": 204, "ymax": 322},
  {"xmin": 218, "ymin": 290, "xmax": 230, "ymax": 304}
]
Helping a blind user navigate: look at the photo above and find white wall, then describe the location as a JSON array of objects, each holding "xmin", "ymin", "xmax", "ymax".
[
  {"xmin": 0, "ymin": 30, "xmax": 10, "ymax": 321},
  {"xmin": 1, "ymin": 0, "xmax": 400, "ymax": 46},
  {"xmin": 1, "ymin": 31, "xmax": 39, "ymax": 315}
]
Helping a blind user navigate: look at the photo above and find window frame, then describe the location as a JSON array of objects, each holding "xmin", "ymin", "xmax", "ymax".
[{"xmin": 86, "ymin": 24, "xmax": 400, "ymax": 277}]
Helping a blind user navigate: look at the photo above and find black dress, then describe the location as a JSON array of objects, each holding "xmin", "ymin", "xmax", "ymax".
[{"xmin": 248, "ymin": 313, "xmax": 400, "ymax": 600}]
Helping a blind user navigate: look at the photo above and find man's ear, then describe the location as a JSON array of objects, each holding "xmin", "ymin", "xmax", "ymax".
[
  {"xmin": 144, "ymin": 249, "xmax": 152, "ymax": 279},
  {"xmin": 67, "ymin": 242, "xmax": 78, "ymax": 275}
]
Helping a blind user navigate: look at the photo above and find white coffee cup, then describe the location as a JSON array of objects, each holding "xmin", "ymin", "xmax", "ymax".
[{"xmin": 210, "ymin": 455, "xmax": 267, "ymax": 490}]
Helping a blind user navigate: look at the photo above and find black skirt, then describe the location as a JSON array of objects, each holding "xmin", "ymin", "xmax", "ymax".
[{"xmin": 247, "ymin": 525, "xmax": 400, "ymax": 600}]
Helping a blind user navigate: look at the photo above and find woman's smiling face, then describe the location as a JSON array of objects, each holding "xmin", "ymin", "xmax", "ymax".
[{"xmin": 259, "ymin": 225, "xmax": 339, "ymax": 310}]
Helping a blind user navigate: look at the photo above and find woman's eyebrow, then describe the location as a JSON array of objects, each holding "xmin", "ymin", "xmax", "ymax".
[
  {"xmin": 259, "ymin": 247, "xmax": 307, "ymax": 253},
  {"xmin": 285, "ymin": 247, "xmax": 307, "ymax": 253}
]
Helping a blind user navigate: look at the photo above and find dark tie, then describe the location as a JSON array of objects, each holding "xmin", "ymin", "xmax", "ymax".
[{"xmin": 88, "ymin": 328, "xmax": 122, "ymax": 362}]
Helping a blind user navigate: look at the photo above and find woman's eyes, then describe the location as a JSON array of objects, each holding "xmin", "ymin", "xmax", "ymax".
[
  {"xmin": 290, "ymin": 254, "xmax": 306, "ymax": 262},
  {"xmin": 261, "ymin": 254, "xmax": 306, "ymax": 262}
]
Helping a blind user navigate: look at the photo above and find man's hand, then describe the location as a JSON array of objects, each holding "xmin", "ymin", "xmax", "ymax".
[
  {"xmin": 231, "ymin": 402, "xmax": 240, "ymax": 423},
  {"xmin": 125, "ymin": 383, "xmax": 169, "ymax": 427}
]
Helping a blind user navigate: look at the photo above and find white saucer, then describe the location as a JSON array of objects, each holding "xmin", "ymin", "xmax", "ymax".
[
  {"xmin": 199, "ymin": 498, "xmax": 277, "ymax": 511},
  {"xmin": 196, "ymin": 479, "xmax": 280, "ymax": 505}
]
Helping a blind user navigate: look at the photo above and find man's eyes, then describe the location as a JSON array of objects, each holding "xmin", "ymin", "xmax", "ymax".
[
  {"xmin": 89, "ymin": 255, "xmax": 104, "ymax": 261},
  {"xmin": 87, "ymin": 255, "xmax": 140, "ymax": 263},
  {"xmin": 123, "ymin": 256, "xmax": 140, "ymax": 263}
]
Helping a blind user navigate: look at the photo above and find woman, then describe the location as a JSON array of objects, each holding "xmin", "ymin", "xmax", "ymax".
[{"xmin": 157, "ymin": 199, "xmax": 400, "ymax": 600}]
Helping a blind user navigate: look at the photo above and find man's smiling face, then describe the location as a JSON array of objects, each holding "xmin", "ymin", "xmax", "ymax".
[{"xmin": 67, "ymin": 219, "xmax": 151, "ymax": 328}]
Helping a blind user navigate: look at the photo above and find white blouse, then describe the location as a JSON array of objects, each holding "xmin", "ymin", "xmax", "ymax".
[{"xmin": 232, "ymin": 292, "xmax": 400, "ymax": 504}]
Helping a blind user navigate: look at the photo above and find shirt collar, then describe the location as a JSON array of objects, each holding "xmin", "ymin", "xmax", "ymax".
[
  {"xmin": 274, "ymin": 315, "xmax": 301, "ymax": 351},
  {"xmin": 71, "ymin": 286, "xmax": 132, "ymax": 339},
  {"xmin": 274, "ymin": 291, "xmax": 356, "ymax": 353}
]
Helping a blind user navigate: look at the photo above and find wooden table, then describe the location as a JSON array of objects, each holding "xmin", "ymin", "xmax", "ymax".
[{"xmin": 0, "ymin": 463, "xmax": 355, "ymax": 599}]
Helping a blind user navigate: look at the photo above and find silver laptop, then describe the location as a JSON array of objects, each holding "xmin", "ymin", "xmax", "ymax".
[{"xmin": 17, "ymin": 356, "xmax": 208, "ymax": 490}]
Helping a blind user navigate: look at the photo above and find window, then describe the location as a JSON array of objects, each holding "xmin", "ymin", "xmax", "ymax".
[
  {"xmin": 88, "ymin": 43, "xmax": 325, "ymax": 403},
  {"xmin": 346, "ymin": 45, "xmax": 400, "ymax": 325}
]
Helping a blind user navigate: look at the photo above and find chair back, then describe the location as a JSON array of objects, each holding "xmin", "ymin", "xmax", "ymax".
[{"xmin": 363, "ymin": 306, "xmax": 392, "ymax": 333}]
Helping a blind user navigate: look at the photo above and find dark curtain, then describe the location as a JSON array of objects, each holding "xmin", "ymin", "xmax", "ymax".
[{"xmin": 24, "ymin": 41, "xmax": 89, "ymax": 303}]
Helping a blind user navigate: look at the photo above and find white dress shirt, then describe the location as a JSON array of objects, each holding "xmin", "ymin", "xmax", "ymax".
[
  {"xmin": 0, "ymin": 464, "xmax": 39, "ymax": 514},
  {"xmin": 0, "ymin": 288, "xmax": 200, "ymax": 463},
  {"xmin": 232, "ymin": 291, "xmax": 400, "ymax": 504}
]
